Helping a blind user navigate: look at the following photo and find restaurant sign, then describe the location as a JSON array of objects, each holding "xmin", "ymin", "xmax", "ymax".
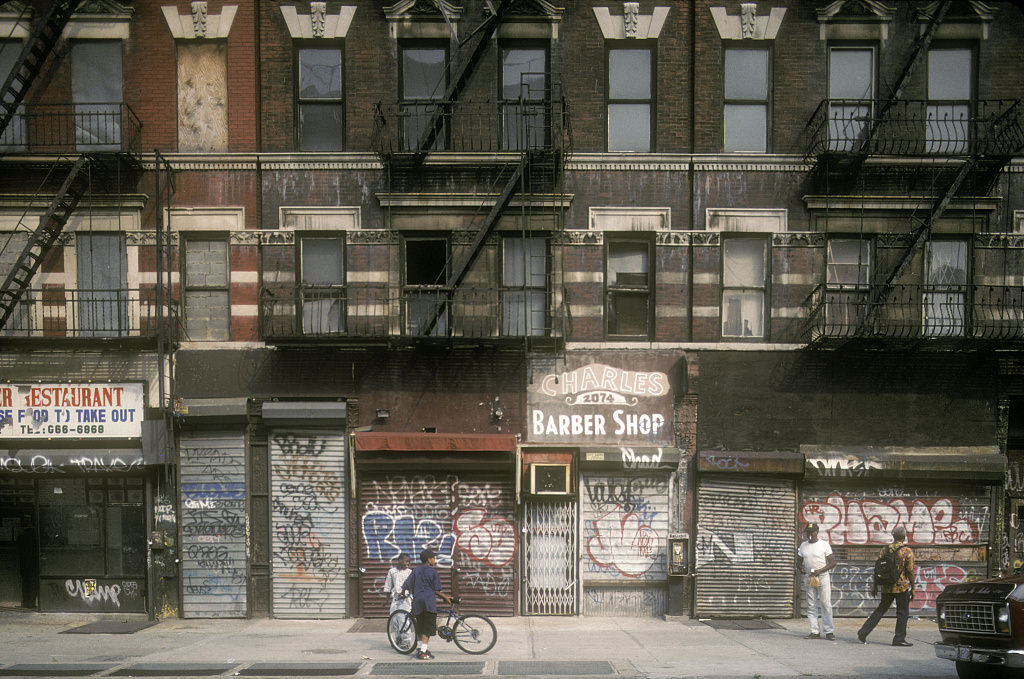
[
  {"xmin": 0, "ymin": 383, "xmax": 144, "ymax": 439},
  {"xmin": 528, "ymin": 353, "xmax": 676, "ymax": 445}
]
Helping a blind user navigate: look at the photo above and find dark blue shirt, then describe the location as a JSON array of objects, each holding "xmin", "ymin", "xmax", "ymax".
[{"xmin": 402, "ymin": 563, "xmax": 443, "ymax": 614}]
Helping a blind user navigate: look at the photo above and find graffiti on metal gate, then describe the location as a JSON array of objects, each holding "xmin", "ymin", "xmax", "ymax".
[
  {"xmin": 586, "ymin": 505, "xmax": 661, "ymax": 578},
  {"xmin": 800, "ymin": 493, "xmax": 984, "ymax": 545},
  {"xmin": 828, "ymin": 562, "xmax": 974, "ymax": 614},
  {"xmin": 453, "ymin": 508, "xmax": 516, "ymax": 567}
]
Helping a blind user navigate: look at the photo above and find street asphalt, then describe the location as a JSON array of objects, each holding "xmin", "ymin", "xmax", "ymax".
[{"xmin": 0, "ymin": 611, "xmax": 957, "ymax": 679}]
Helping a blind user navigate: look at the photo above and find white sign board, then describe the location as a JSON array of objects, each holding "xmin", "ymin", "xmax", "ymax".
[{"xmin": 0, "ymin": 383, "xmax": 144, "ymax": 439}]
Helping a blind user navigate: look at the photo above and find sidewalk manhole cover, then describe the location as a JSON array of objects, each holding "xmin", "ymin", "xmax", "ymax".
[
  {"xmin": 498, "ymin": 661, "xmax": 615, "ymax": 675},
  {"xmin": 701, "ymin": 619, "xmax": 781, "ymax": 630},
  {"xmin": 62, "ymin": 621, "xmax": 158, "ymax": 635},
  {"xmin": 370, "ymin": 661, "xmax": 484, "ymax": 675}
]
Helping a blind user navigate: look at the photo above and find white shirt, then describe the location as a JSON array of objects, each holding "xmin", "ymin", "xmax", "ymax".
[
  {"xmin": 798, "ymin": 538, "xmax": 833, "ymax": 573},
  {"xmin": 383, "ymin": 566, "xmax": 411, "ymax": 601}
]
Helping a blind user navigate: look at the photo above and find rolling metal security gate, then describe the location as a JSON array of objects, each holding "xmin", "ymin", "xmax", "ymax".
[
  {"xmin": 695, "ymin": 477, "xmax": 796, "ymax": 618},
  {"xmin": 800, "ymin": 482, "xmax": 992, "ymax": 617},
  {"xmin": 581, "ymin": 473, "xmax": 670, "ymax": 616},
  {"xmin": 180, "ymin": 432, "xmax": 247, "ymax": 618},
  {"xmin": 270, "ymin": 430, "xmax": 347, "ymax": 618},
  {"xmin": 357, "ymin": 473, "xmax": 516, "ymax": 616},
  {"xmin": 523, "ymin": 499, "xmax": 578, "ymax": 615}
]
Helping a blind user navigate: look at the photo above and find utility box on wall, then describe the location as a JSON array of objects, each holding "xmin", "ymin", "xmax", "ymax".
[{"xmin": 668, "ymin": 533, "xmax": 689, "ymax": 575}]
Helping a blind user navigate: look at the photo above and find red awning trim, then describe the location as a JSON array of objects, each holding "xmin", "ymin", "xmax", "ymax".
[{"xmin": 353, "ymin": 432, "xmax": 517, "ymax": 453}]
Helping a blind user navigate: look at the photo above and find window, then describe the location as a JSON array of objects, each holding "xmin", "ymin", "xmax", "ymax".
[
  {"xmin": 400, "ymin": 43, "xmax": 447, "ymax": 151},
  {"xmin": 77, "ymin": 233, "xmax": 128, "ymax": 337},
  {"xmin": 607, "ymin": 44, "xmax": 653, "ymax": 152},
  {"xmin": 299, "ymin": 235, "xmax": 345, "ymax": 335},
  {"xmin": 0, "ymin": 41, "xmax": 25, "ymax": 150},
  {"xmin": 722, "ymin": 237, "xmax": 767, "ymax": 338},
  {"xmin": 297, "ymin": 46, "xmax": 343, "ymax": 151},
  {"xmin": 502, "ymin": 236, "xmax": 548, "ymax": 336},
  {"xmin": 825, "ymin": 238, "xmax": 871, "ymax": 335},
  {"xmin": 723, "ymin": 47, "xmax": 768, "ymax": 152},
  {"xmin": 927, "ymin": 47, "xmax": 973, "ymax": 153},
  {"xmin": 403, "ymin": 235, "xmax": 448, "ymax": 336},
  {"xmin": 828, "ymin": 47, "xmax": 874, "ymax": 151},
  {"xmin": 71, "ymin": 41, "xmax": 122, "ymax": 150},
  {"xmin": 923, "ymin": 240, "xmax": 968, "ymax": 336},
  {"xmin": 502, "ymin": 44, "xmax": 547, "ymax": 150},
  {"xmin": 606, "ymin": 239, "xmax": 651, "ymax": 337},
  {"xmin": 183, "ymin": 237, "xmax": 230, "ymax": 341},
  {"xmin": 177, "ymin": 42, "xmax": 228, "ymax": 151}
]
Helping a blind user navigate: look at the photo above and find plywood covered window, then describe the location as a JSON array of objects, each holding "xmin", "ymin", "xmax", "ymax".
[{"xmin": 177, "ymin": 42, "xmax": 228, "ymax": 151}]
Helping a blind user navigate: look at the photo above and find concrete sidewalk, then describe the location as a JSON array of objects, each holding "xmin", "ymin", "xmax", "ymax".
[{"xmin": 0, "ymin": 612, "xmax": 954, "ymax": 679}]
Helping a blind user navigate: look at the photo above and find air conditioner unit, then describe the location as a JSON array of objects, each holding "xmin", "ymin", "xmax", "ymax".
[{"xmin": 530, "ymin": 463, "xmax": 571, "ymax": 495}]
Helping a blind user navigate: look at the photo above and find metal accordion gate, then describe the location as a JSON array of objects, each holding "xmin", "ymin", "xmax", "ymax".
[{"xmin": 522, "ymin": 498, "xmax": 578, "ymax": 615}]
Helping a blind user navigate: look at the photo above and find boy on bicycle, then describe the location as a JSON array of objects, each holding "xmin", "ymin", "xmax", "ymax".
[{"xmin": 402, "ymin": 548, "xmax": 452, "ymax": 660}]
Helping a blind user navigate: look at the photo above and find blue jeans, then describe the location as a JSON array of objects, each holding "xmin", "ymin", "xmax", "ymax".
[
  {"xmin": 805, "ymin": 573, "xmax": 834, "ymax": 635},
  {"xmin": 858, "ymin": 590, "xmax": 911, "ymax": 643}
]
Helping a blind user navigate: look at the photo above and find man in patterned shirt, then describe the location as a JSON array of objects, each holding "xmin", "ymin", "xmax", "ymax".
[{"xmin": 857, "ymin": 525, "xmax": 916, "ymax": 646}]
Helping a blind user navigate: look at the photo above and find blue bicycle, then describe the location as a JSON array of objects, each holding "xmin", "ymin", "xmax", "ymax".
[{"xmin": 387, "ymin": 597, "xmax": 497, "ymax": 655}]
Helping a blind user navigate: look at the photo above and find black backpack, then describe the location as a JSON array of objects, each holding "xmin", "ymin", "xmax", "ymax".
[{"xmin": 873, "ymin": 545, "xmax": 900, "ymax": 587}]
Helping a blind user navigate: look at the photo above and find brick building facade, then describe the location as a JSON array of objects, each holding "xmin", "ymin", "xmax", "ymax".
[{"xmin": 0, "ymin": 0, "xmax": 1021, "ymax": 620}]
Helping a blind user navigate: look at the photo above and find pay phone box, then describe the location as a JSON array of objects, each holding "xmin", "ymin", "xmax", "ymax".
[{"xmin": 668, "ymin": 533, "xmax": 689, "ymax": 575}]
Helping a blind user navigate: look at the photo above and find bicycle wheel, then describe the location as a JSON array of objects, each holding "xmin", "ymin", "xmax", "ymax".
[
  {"xmin": 452, "ymin": 614, "xmax": 497, "ymax": 654},
  {"xmin": 387, "ymin": 610, "xmax": 417, "ymax": 654}
]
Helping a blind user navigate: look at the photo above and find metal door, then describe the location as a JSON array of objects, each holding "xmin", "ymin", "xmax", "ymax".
[
  {"xmin": 180, "ymin": 432, "xmax": 247, "ymax": 618},
  {"xmin": 522, "ymin": 499, "xmax": 577, "ymax": 615},
  {"xmin": 451, "ymin": 476, "xmax": 517, "ymax": 616},
  {"xmin": 270, "ymin": 430, "xmax": 347, "ymax": 618},
  {"xmin": 695, "ymin": 477, "xmax": 796, "ymax": 618}
]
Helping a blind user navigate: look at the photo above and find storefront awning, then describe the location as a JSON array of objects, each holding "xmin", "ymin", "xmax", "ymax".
[
  {"xmin": 801, "ymin": 445, "xmax": 1005, "ymax": 482},
  {"xmin": 353, "ymin": 432, "xmax": 517, "ymax": 453},
  {"xmin": 581, "ymin": 446, "xmax": 681, "ymax": 471},
  {"xmin": 698, "ymin": 450, "xmax": 804, "ymax": 475},
  {"xmin": 0, "ymin": 448, "xmax": 144, "ymax": 473}
]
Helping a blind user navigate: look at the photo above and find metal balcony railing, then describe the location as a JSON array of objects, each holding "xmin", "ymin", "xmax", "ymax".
[
  {"xmin": 372, "ymin": 98, "xmax": 570, "ymax": 157},
  {"xmin": 804, "ymin": 99, "xmax": 1024, "ymax": 157},
  {"xmin": 259, "ymin": 284, "xmax": 564, "ymax": 343},
  {"xmin": 0, "ymin": 288, "xmax": 179, "ymax": 340},
  {"xmin": 0, "ymin": 102, "xmax": 142, "ymax": 156},
  {"xmin": 803, "ymin": 283, "xmax": 1024, "ymax": 344}
]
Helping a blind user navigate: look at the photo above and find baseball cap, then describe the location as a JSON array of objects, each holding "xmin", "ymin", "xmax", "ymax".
[
  {"xmin": 420, "ymin": 548, "xmax": 436, "ymax": 563},
  {"xmin": 804, "ymin": 522, "xmax": 819, "ymax": 532}
]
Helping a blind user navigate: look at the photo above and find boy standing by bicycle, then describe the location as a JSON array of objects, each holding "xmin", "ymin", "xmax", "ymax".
[{"xmin": 402, "ymin": 548, "xmax": 452, "ymax": 660}]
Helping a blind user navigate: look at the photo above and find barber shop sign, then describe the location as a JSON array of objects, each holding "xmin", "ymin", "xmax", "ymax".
[{"xmin": 528, "ymin": 352, "xmax": 676, "ymax": 445}]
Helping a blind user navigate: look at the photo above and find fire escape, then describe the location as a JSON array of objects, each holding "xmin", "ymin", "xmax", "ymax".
[
  {"xmin": 366, "ymin": 0, "xmax": 570, "ymax": 349},
  {"xmin": 801, "ymin": 1, "xmax": 1024, "ymax": 349}
]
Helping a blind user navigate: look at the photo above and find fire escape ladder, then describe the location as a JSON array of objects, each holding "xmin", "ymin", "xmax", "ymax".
[
  {"xmin": 0, "ymin": 0, "xmax": 83, "ymax": 139},
  {"xmin": 420, "ymin": 159, "xmax": 526, "ymax": 336},
  {"xmin": 415, "ymin": 0, "xmax": 514, "ymax": 153},
  {"xmin": 0, "ymin": 155, "xmax": 90, "ymax": 331}
]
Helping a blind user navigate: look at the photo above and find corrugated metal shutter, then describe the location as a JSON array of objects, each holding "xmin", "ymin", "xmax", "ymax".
[
  {"xmin": 523, "ymin": 499, "xmax": 578, "ymax": 615},
  {"xmin": 357, "ymin": 473, "xmax": 454, "ymax": 617},
  {"xmin": 270, "ymin": 430, "xmax": 347, "ymax": 618},
  {"xmin": 695, "ymin": 477, "xmax": 796, "ymax": 618},
  {"xmin": 180, "ymin": 432, "xmax": 247, "ymax": 618},
  {"xmin": 581, "ymin": 474, "xmax": 670, "ymax": 616},
  {"xmin": 800, "ymin": 482, "xmax": 992, "ymax": 617},
  {"xmin": 452, "ymin": 475, "xmax": 516, "ymax": 616}
]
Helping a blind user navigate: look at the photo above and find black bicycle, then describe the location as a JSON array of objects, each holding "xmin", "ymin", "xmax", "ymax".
[{"xmin": 387, "ymin": 597, "xmax": 497, "ymax": 655}]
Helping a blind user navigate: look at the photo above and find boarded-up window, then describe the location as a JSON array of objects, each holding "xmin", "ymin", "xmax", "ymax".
[{"xmin": 177, "ymin": 42, "xmax": 228, "ymax": 151}]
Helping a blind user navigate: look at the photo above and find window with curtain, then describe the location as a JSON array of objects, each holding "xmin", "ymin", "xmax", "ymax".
[
  {"xmin": 828, "ymin": 47, "xmax": 874, "ymax": 151},
  {"xmin": 502, "ymin": 236, "xmax": 548, "ymax": 336},
  {"xmin": 606, "ymin": 239, "xmax": 651, "ymax": 337},
  {"xmin": 71, "ymin": 41, "xmax": 122, "ymax": 151},
  {"xmin": 299, "ymin": 235, "xmax": 345, "ymax": 335},
  {"xmin": 297, "ymin": 46, "xmax": 344, "ymax": 151},
  {"xmin": 183, "ymin": 237, "xmax": 230, "ymax": 341},
  {"xmin": 927, "ymin": 47, "xmax": 973, "ymax": 153},
  {"xmin": 400, "ymin": 43, "xmax": 447, "ymax": 151},
  {"xmin": 722, "ymin": 237, "xmax": 767, "ymax": 338},
  {"xmin": 607, "ymin": 44, "xmax": 653, "ymax": 152},
  {"xmin": 923, "ymin": 240, "xmax": 967, "ymax": 336},
  {"xmin": 724, "ymin": 47, "xmax": 769, "ymax": 152},
  {"xmin": 502, "ymin": 45, "xmax": 547, "ymax": 150}
]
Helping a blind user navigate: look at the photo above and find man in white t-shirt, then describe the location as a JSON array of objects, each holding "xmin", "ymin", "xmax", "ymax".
[{"xmin": 797, "ymin": 522, "xmax": 837, "ymax": 640}]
